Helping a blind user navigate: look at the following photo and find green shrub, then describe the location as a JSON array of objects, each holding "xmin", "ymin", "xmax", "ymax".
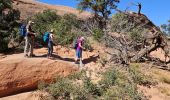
[
  {"xmin": 129, "ymin": 28, "xmax": 144, "ymax": 43},
  {"xmin": 38, "ymin": 81, "xmax": 48, "ymax": 90},
  {"xmin": 99, "ymin": 68, "xmax": 118, "ymax": 87},
  {"xmin": 83, "ymin": 76, "xmax": 101, "ymax": 96},
  {"xmin": 30, "ymin": 10, "xmax": 61, "ymax": 45},
  {"xmin": 99, "ymin": 68, "xmax": 146, "ymax": 100},
  {"xmin": 112, "ymin": 13, "xmax": 131, "ymax": 33},
  {"xmin": 129, "ymin": 64, "xmax": 157, "ymax": 86},
  {"xmin": 44, "ymin": 67, "xmax": 150, "ymax": 100},
  {"xmin": 48, "ymin": 77, "xmax": 74, "ymax": 99},
  {"xmin": 67, "ymin": 70, "xmax": 86, "ymax": 80},
  {"xmin": 92, "ymin": 28, "xmax": 103, "ymax": 41},
  {"xmin": 0, "ymin": 0, "xmax": 20, "ymax": 52}
]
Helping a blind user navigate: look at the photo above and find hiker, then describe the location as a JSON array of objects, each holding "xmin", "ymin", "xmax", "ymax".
[
  {"xmin": 24, "ymin": 21, "xmax": 36, "ymax": 57},
  {"xmin": 75, "ymin": 37, "xmax": 85, "ymax": 65},
  {"xmin": 47, "ymin": 29, "xmax": 54, "ymax": 59},
  {"xmin": 137, "ymin": 3, "xmax": 142, "ymax": 15}
]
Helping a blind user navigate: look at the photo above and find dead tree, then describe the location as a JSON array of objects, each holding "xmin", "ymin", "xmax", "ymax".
[{"xmin": 106, "ymin": 9, "xmax": 170, "ymax": 66}]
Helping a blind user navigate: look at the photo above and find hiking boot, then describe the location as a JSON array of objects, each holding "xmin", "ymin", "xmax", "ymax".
[{"xmin": 24, "ymin": 54, "xmax": 28, "ymax": 57}]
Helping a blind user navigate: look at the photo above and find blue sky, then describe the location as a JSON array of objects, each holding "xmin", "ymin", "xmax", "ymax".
[{"xmin": 39, "ymin": 0, "xmax": 170, "ymax": 26}]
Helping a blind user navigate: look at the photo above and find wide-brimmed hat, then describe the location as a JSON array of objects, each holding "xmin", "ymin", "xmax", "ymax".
[
  {"xmin": 50, "ymin": 29, "xmax": 54, "ymax": 33},
  {"xmin": 28, "ymin": 21, "xmax": 34, "ymax": 24}
]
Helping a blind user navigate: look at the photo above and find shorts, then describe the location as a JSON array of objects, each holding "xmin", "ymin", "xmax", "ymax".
[{"xmin": 76, "ymin": 50, "xmax": 82, "ymax": 58}]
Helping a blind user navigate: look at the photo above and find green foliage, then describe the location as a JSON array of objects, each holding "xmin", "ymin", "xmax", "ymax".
[
  {"xmin": 129, "ymin": 64, "xmax": 157, "ymax": 86},
  {"xmin": 48, "ymin": 77, "xmax": 75, "ymax": 99},
  {"xmin": 129, "ymin": 28, "xmax": 144, "ymax": 43},
  {"xmin": 112, "ymin": 13, "xmax": 146, "ymax": 43},
  {"xmin": 112, "ymin": 13, "xmax": 130, "ymax": 33},
  {"xmin": 83, "ymin": 76, "xmax": 101, "ymax": 96},
  {"xmin": 77, "ymin": 0, "xmax": 120, "ymax": 20},
  {"xmin": 30, "ymin": 10, "xmax": 60, "ymax": 44},
  {"xmin": 161, "ymin": 20, "xmax": 170, "ymax": 35},
  {"xmin": 0, "ymin": 0, "xmax": 20, "ymax": 52},
  {"xmin": 67, "ymin": 70, "xmax": 86, "ymax": 80},
  {"xmin": 38, "ymin": 81, "xmax": 48, "ymax": 90},
  {"xmin": 99, "ymin": 68, "xmax": 119, "ymax": 88},
  {"xmin": 0, "ymin": 0, "xmax": 12, "ymax": 11},
  {"xmin": 102, "ymin": 83, "xmax": 144, "ymax": 100},
  {"xmin": 43, "ymin": 66, "xmax": 152, "ymax": 100},
  {"xmin": 83, "ymin": 38, "xmax": 93, "ymax": 51},
  {"xmin": 99, "ymin": 67, "xmax": 146, "ymax": 100},
  {"xmin": 53, "ymin": 14, "xmax": 80, "ymax": 46},
  {"xmin": 30, "ymin": 10, "xmax": 82, "ymax": 46},
  {"xmin": 92, "ymin": 28, "xmax": 103, "ymax": 41}
]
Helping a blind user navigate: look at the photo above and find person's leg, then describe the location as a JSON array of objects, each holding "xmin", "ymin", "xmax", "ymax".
[
  {"xmin": 30, "ymin": 37, "xmax": 34, "ymax": 57},
  {"xmin": 50, "ymin": 41, "xmax": 53, "ymax": 57},
  {"xmin": 47, "ymin": 41, "xmax": 51, "ymax": 58},
  {"xmin": 79, "ymin": 50, "xmax": 83, "ymax": 67},
  {"xmin": 27, "ymin": 37, "xmax": 32, "ymax": 57},
  {"xmin": 75, "ymin": 50, "xmax": 79, "ymax": 64},
  {"xmin": 24, "ymin": 36, "xmax": 29, "ymax": 57}
]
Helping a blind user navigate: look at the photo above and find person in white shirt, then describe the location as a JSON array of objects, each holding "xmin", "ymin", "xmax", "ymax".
[{"xmin": 47, "ymin": 29, "xmax": 54, "ymax": 58}]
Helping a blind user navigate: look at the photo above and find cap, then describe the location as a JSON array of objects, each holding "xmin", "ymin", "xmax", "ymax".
[{"xmin": 80, "ymin": 37, "xmax": 85, "ymax": 41}]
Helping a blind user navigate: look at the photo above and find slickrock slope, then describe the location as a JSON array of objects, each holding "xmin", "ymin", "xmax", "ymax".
[
  {"xmin": 0, "ymin": 52, "xmax": 78, "ymax": 97},
  {"xmin": 13, "ymin": 0, "xmax": 91, "ymax": 20}
]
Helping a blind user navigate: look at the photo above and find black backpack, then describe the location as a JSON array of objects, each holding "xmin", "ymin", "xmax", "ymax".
[{"xmin": 73, "ymin": 39, "xmax": 78, "ymax": 49}]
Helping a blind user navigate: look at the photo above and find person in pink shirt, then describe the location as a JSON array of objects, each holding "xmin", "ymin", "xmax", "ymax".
[{"xmin": 75, "ymin": 37, "xmax": 85, "ymax": 65}]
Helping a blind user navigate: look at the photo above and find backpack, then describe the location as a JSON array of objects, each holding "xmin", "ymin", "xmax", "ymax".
[
  {"xmin": 19, "ymin": 24, "xmax": 27, "ymax": 37},
  {"xmin": 43, "ymin": 32, "xmax": 50, "ymax": 43},
  {"xmin": 73, "ymin": 39, "xmax": 78, "ymax": 49}
]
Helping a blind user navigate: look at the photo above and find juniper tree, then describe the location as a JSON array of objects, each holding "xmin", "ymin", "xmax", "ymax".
[{"xmin": 77, "ymin": 0, "xmax": 120, "ymax": 28}]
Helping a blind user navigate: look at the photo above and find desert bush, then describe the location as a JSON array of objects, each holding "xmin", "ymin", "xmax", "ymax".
[
  {"xmin": 67, "ymin": 70, "xmax": 86, "ymax": 80},
  {"xmin": 44, "ymin": 66, "xmax": 150, "ymax": 100},
  {"xmin": 99, "ymin": 68, "xmax": 119, "ymax": 88},
  {"xmin": 98, "ymin": 67, "xmax": 146, "ymax": 100},
  {"xmin": 28, "ymin": 10, "xmax": 85, "ymax": 46},
  {"xmin": 83, "ymin": 76, "xmax": 101, "ymax": 97},
  {"xmin": 129, "ymin": 64, "xmax": 157, "ymax": 86},
  {"xmin": 83, "ymin": 38, "xmax": 93, "ymax": 51},
  {"xmin": 38, "ymin": 81, "xmax": 49, "ymax": 90},
  {"xmin": 0, "ymin": 0, "xmax": 20, "ymax": 52},
  {"xmin": 112, "ymin": 13, "xmax": 131, "ymax": 33},
  {"xmin": 29, "ymin": 10, "xmax": 60, "ymax": 44},
  {"xmin": 92, "ymin": 28, "xmax": 103, "ymax": 41},
  {"xmin": 101, "ymin": 84, "xmax": 145, "ymax": 100},
  {"xmin": 97, "ymin": 53, "xmax": 108, "ymax": 67},
  {"xmin": 48, "ymin": 77, "xmax": 74, "ymax": 99},
  {"xmin": 129, "ymin": 28, "xmax": 144, "ymax": 43}
]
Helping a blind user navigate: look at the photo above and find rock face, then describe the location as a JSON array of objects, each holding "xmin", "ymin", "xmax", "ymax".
[
  {"xmin": 0, "ymin": 91, "xmax": 53, "ymax": 100},
  {"xmin": 13, "ymin": 0, "xmax": 91, "ymax": 20},
  {"xmin": 0, "ymin": 53, "xmax": 78, "ymax": 97}
]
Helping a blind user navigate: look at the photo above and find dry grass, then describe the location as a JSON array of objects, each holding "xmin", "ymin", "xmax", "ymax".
[
  {"xmin": 158, "ymin": 87, "xmax": 170, "ymax": 96},
  {"xmin": 152, "ymin": 69, "xmax": 170, "ymax": 84}
]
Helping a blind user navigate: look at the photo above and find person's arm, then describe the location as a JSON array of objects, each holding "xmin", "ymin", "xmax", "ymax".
[
  {"xmin": 26, "ymin": 25, "xmax": 34, "ymax": 35},
  {"xmin": 79, "ymin": 42, "xmax": 85, "ymax": 50},
  {"xmin": 50, "ymin": 34, "xmax": 54, "ymax": 41}
]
